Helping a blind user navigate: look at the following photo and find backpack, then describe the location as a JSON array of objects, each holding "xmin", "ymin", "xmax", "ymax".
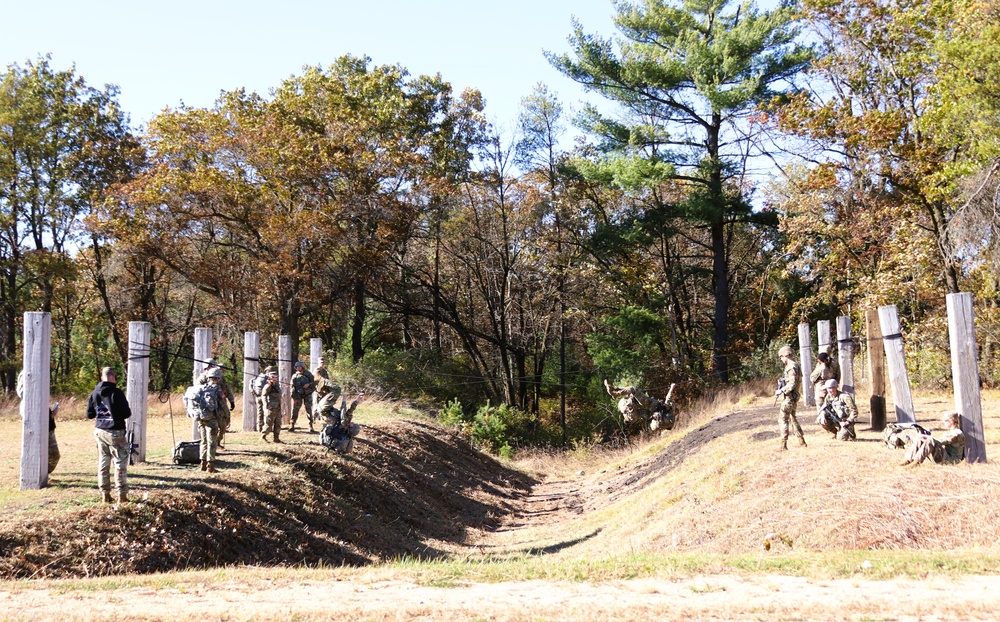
[
  {"xmin": 320, "ymin": 422, "xmax": 360, "ymax": 453},
  {"xmin": 173, "ymin": 440, "xmax": 201, "ymax": 464},
  {"xmin": 251, "ymin": 373, "xmax": 268, "ymax": 397},
  {"xmin": 183, "ymin": 385, "xmax": 217, "ymax": 420}
]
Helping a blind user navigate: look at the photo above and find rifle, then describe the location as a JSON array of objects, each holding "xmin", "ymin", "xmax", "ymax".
[
  {"xmin": 774, "ymin": 378, "xmax": 786, "ymax": 407},
  {"xmin": 126, "ymin": 427, "xmax": 140, "ymax": 465}
]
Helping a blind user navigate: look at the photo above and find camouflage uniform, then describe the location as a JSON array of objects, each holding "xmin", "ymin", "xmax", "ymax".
[
  {"xmin": 290, "ymin": 363, "xmax": 315, "ymax": 431},
  {"xmin": 16, "ymin": 370, "xmax": 59, "ymax": 474},
  {"xmin": 904, "ymin": 424, "xmax": 965, "ymax": 465},
  {"xmin": 252, "ymin": 366, "xmax": 274, "ymax": 433},
  {"xmin": 198, "ymin": 362, "xmax": 235, "ymax": 448},
  {"xmin": 809, "ymin": 353, "xmax": 840, "ymax": 410},
  {"xmin": 260, "ymin": 374, "xmax": 282, "ymax": 442},
  {"xmin": 196, "ymin": 379, "xmax": 223, "ymax": 471},
  {"xmin": 820, "ymin": 389, "xmax": 858, "ymax": 441},
  {"xmin": 776, "ymin": 348, "xmax": 805, "ymax": 448},
  {"xmin": 604, "ymin": 380, "xmax": 650, "ymax": 423}
]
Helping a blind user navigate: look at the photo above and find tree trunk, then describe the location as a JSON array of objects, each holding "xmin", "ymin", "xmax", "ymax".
[{"xmin": 352, "ymin": 279, "xmax": 366, "ymax": 363}]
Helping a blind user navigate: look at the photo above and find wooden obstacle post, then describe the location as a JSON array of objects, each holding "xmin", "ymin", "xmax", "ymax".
[
  {"xmin": 946, "ymin": 293, "xmax": 987, "ymax": 463},
  {"xmin": 310, "ymin": 337, "xmax": 322, "ymax": 410},
  {"xmin": 837, "ymin": 316, "xmax": 855, "ymax": 396},
  {"xmin": 192, "ymin": 327, "xmax": 212, "ymax": 440},
  {"xmin": 798, "ymin": 323, "xmax": 814, "ymax": 406},
  {"xmin": 20, "ymin": 312, "xmax": 51, "ymax": 490},
  {"xmin": 279, "ymin": 335, "xmax": 292, "ymax": 425},
  {"xmin": 878, "ymin": 305, "xmax": 915, "ymax": 423},
  {"xmin": 243, "ymin": 332, "xmax": 260, "ymax": 431},
  {"xmin": 817, "ymin": 320, "xmax": 831, "ymax": 356},
  {"xmin": 126, "ymin": 321, "xmax": 151, "ymax": 463},
  {"xmin": 866, "ymin": 309, "xmax": 887, "ymax": 431}
]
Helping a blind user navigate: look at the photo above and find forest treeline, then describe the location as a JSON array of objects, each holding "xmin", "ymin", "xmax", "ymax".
[{"xmin": 2, "ymin": 0, "xmax": 999, "ymax": 444}]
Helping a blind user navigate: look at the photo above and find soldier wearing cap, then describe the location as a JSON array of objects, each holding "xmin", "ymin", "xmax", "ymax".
[
  {"xmin": 819, "ymin": 379, "xmax": 858, "ymax": 441},
  {"xmin": 290, "ymin": 360, "xmax": 315, "ymax": 432},
  {"xmin": 775, "ymin": 346, "xmax": 807, "ymax": 450},
  {"xmin": 85, "ymin": 366, "xmax": 132, "ymax": 503},
  {"xmin": 260, "ymin": 369, "xmax": 282, "ymax": 443},
  {"xmin": 198, "ymin": 358, "xmax": 235, "ymax": 450},
  {"xmin": 314, "ymin": 356, "xmax": 330, "ymax": 382},
  {"xmin": 809, "ymin": 350, "xmax": 841, "ymax": 415}
]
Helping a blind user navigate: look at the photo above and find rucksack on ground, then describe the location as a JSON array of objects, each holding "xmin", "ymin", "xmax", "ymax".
[{"xmin": 173, "ymin": 440, "xmax": 201, "ymax": 464}]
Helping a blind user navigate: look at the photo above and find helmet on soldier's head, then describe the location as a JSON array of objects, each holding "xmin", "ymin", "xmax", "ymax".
[
  {"xmin": 778, "ymin": 346, "xmax": 793, "ymax": 357},
  {"xmin": 316, "ymin": 379, "xmax": 330, "ymax": 394},
  {"xmin": 206, "ymin": 368, "xmax": 223, "ymax": 379},
  {"xmin": 825, "ymin": 378, "xmax": 839, "ymax": 390},
  {"xmin": 205, "ymin": 358, "xmax": 218, "ymax": 367},
  {"xmin": 263, "ymin": 365, "xmax": 275, "ymax": 373},
  {"xmin": 294, "ymin": 361, "xmax": 304, "ymax": 369}
]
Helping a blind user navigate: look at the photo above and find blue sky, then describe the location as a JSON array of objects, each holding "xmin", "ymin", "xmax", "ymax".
[{"xmin": 2, "ymin": 0, "xmax": 617, "ymax": 131}]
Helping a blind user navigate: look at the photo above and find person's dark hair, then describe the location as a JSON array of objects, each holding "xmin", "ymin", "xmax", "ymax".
[{"xmin": 817, "ymin": 352, "xmax": 829, "ymax": 362}]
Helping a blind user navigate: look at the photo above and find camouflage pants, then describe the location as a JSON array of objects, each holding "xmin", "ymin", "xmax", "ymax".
[
  {"xmin": 216, "ymin": 402, "xmax": 231, "ymax": 447},
  {"xmin": 199, "ymin": 418, "xmax": 219, "ymax": 462},
  {"xmin": 256, "ymin": 397, "xmax": 266, "ymax": 432},
  {"xmin": 905, "ymin": 436, "xmax": 944, "ymax": 465},
  {"xmin": 48, "ymin": 430, "xmax": 60, "ymax": 475},
  {"xmin": 94, "ymin": 429, "xmax": 129, "ymax": 495},
  {"xmin": 779, "ymin": 396, "xmax": 804, "ymax": 441},
  {"xmin": 814, "ymin": 383, "xmax": 828, "ymax": 411},
  {"xmin": 262, "ymin": 406, "xmax": 281, "ymax": 440},
  {"xmin": 291, "ymin": 396, "xmax": 313, "ymax": 426}
]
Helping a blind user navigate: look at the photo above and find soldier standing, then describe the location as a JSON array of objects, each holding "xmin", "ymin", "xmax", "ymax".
[
  {"xmin": 197, "ymin": 368, "xmax": 224, "ymax": 472},
  {"xmin": 819, "ymin": 379, "xmax": 858, "ymax": 441},
  {"xmin": 775, "ymin": 346, "xmax": 807, "ymax": 451},
  {"xmin": 198, "ymin": 358, "xmax": 235, "ymax": 450},
  {"xmin": 86, "ymin": 366, "xmax": 132, "ymax": 503},
  {"xmin": 290, "ymin": 361, "xmax": 316, "ymax": 432},
  {"xmin": 260, "ymin": 370, "xmax": 282, "ymax": 443},
  {"xmin": 809, "ymin": 350, "xmax": 840, "ymax": 415},
  {"xmin": 315, "ymin": 356, "xmax": 330, "ymax": 381}
]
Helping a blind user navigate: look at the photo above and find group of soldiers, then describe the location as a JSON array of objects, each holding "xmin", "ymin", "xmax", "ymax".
[
  {"xmin": 187, "ymin": 355, "xmax": 363, "ymax": 472},
  {"xmin": 775, "ymin": 345, "xmax": 965, "ymax": 464}
]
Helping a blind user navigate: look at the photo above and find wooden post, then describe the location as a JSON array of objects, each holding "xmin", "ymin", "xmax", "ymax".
[
  {"xmin": 279, "ymin": 335, "xmax": 292, "ymax": 425},
  {"xmin": 193, "ymin": 327, "xmax": 212, "ymax": 440},
  {"xmin": 947, "ymin": 293, "xmax": 987, "ymax": 463},
  {"xmin": 798, "ymin": 323, "xmax": 814, "ymax": 407},
  {"xmin": 126, "ymin": 322, "xmax": 151, "ymax": 463},
  {"xmin": 243, "ymin": 332, "xmax": 260, "ymax": 432},
  {"xmin": 310, "ymin": 337, "xmax": 322, "ymax": 410},
  {"xmin": 866, "ymin": 309, "xmax": 887, "ymax": 431},
  {"xmin": 836, "ymin": 316, "xmax": 855, "ymax": 396},
  {"xmin": 817, "ymin": 320, "xmax": 831, "ymax": 355},
  {"xmin": 20, "ymin": 312, "xmax": 50, "ymax": 490},
  {"xmin": 878, "ymin": 305, "xmax": 915, "ymax": 423}
]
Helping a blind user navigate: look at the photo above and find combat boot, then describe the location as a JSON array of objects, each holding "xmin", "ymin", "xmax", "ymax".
[
  {"xmin": 117, "ymin": 491, "xmax": 129, "ymax": 504},
  {"xmin": 798, "ymin": 436, "xmax": 808, "ymax": 447},
  {"xmin": 201, "ymin": 460, "xmax": 208, "ymax": 471},
  {"xmin": 779, "ymin": 438, "xmax": 788, "ymax": 451},
  {"xmin": 101, "ymin": 490, "xmax": 113, "ymax": 504},
  {"xmin": 261, "ymin": 433, "xmax": 269, "ymax": 442},
  {"xmin": 206, "ymin": 461, "xmax": 217, "ymax": 473}
]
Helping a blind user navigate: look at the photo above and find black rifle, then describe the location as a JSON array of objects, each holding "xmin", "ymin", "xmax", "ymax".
[
  {"xmin": 774, "ymin": 378, "xmax": 786, "ymax": 407},
  {"xmin": 127, "ymin": 428, "xmax": 140, "ymax": 465}
]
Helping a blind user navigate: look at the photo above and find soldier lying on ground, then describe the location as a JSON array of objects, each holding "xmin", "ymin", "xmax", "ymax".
[
  {"xmin": 900, "ymin": 412, "xmax": 965, "ymax": 467},
  {"xmin": 315, "ymin": 380, "xmax": 364, "ymax": 453},
  {"xmin": 604, "ymin": 379, "xmax": 676, "ymax": 433}
]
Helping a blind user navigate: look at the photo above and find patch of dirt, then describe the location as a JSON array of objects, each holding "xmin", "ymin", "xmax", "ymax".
[{"xmin": 0, "ymin": 420, "xmax": 534, "ymax": 579}]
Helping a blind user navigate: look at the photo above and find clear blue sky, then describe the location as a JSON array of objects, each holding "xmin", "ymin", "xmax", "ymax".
[{"xmin": 2, "ymin": 0, "xmax": 617, "ymax": 130}]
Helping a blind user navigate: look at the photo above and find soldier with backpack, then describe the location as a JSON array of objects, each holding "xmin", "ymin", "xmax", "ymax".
[
  {"xmin": 260, "ymin": 370, "xmax": 282, "ymax": 443},
  {"xmin": 289, "ymin": 361, "xmax": 315, "ymax": 432},
  {"xmin": 184, "ymin": 368, "xmax": 224, "ymax": 472},
  {"xmin": 198, "ymin": 358, "xmax": 235, "ymax": 449},
  {"xmin": 316, "ymin": 380, "xmax": 363, "ymax": 453},
  {"xmin": 251, "ymin": 365, "xmax": 274, "ymax": 433}
]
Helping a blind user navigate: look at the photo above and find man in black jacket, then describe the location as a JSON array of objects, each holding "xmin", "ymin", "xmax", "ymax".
[{"xmin": 86, "ymin": 366, "xmax": 132, "ymax": 503}]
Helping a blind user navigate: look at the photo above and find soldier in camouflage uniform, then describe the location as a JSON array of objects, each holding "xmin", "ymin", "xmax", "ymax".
[
  {"xmin": 314, "ymin": 356, "xmax": 330, "ymax": 382},
  {"xmin": 819, "ymin": 379, "xmax": 858, "ymax": 441},
  {"xmin": 198, "ymin": 358, "xmax": 235, "ymax": 449},
  {"xmin": 260, "ymin": 370, "xmax": 283, "ymax": 443},
  {"xmin": 809, "ymin": 350, "xmax": 841, "ymax": 415},
  {"xmin": 253, "ymin": 365, "xmax": 274, "ymax": 433},
  {"xmin": 289, "ymin": 361, "xmax": 315, "ymax": 432},
  {"xmin": 197, "ymin": 368, "xmax": 224, "ymax": 472},
  {"xmin": 775, "ymin": 346, "xmax": 807, "ymax": 450},
  {"xmin": 901, "ymin": 412, "xmax": 965, "ymax": 466}
]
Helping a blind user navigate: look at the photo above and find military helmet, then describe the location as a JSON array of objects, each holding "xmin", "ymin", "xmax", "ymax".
[
  {"xmin": 206, "ymin": 368, "xmax": 223, "ymax": 379},
  {"xmin": 778, "ymin": 346, "xmax": 793, "ymax": 357},
  {"xmin": 294, "ymin": 360, "xmax": 305, "ymax": 368},
  {"xmin": 824, "ymin": 378, "xmax": 839, "ymax": 389},
  {"xmin": 315, "ymin": 379, "xmax": 330, "ymax": 394},
  {"xmin": 205, "ymin": 358, "xmax": 218, "ymax": 367}
]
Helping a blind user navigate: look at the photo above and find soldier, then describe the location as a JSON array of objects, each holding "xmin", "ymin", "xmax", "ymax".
[
  {"xmin": 809, "ymin": 350, "xmax": 840, "ymax": 414},
  {"xmin": 16, "ymin": 370, "xmax": 59, "ymax": 475},
  {"xmin": 290, "ymin": 361, "xmax": 315, "ymax": 432},
  {"xmin": 819, "ymin": 379, "xmax": 858, "ymax": 441},
  {"xmin": 604, "ymin": 379, "xmax": 650, "ymax": 425},
  {"xmin": 314, "ymin": 355, "xmax": 330, "ymax": 381},
  {"xmin": 260, "ymin": 370, "xmax": 282, "ymax": 443},
  {"xmin": 900, "ymin": 412, "xmax": 965, "ymax": 467},
  {"xmin": 196, "ymin": 368, "xmax": 224, "ymax": 472},
  {"xmin": 315, "ymin": 380, "xmax": 364, "ymax": 452},
  {"xmin": 775, "ymin": 346, "xmax": 807, "ymax": 450},
  {"xmin": 251, "ymin": 365, "xmax": 274, "ymax": 433},
  {"xmin": 86, "ymin": 366, "xmax": 132, "ymax": 503},
  {"xmin": 198, "ymin": 358, "xmax": 235, "ymax": 450}
]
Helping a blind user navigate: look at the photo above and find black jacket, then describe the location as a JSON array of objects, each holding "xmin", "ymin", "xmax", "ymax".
[{"xmin": 86, "ymin": 381, "xmax": 132, "ymax": 430}]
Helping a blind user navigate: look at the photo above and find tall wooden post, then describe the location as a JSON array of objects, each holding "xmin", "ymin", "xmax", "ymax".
[
  {"xmin": 817, "ymin": 320, "xmax": 831, "ymax": 355},
  {"xmin": 126, "ymin": 322, "xmax": 151, "ymax": 463},
  {"xmin": 798, "ymin": 323, "xmax": 814, "ymax": 407},
  {"xmin": 243, "ymin": 332, "xmax": 260, "ymax": 431},
  {"xmin": 947, "ymin": 293, "xmax": 987, "ymax": 463},
  {"xmin": 193, "ymin": 327, "xmax": 212, "ymax": 440},
  {"xmin": 866, "ymin": 309, "xmax": 887, "ymax": 431},
  {"xmin": 279, "ymin": 335, "xmax": 292, "ymax": 425},
  {"xmin": 20, "ymin": 312, "xmax": 50, "ymax": 490},
  {"xmin": 310, "ymin": 337, "xmax": 323, "ymax": 409},
  {"xmin": 836, "ymin": 316, "xmax": 855, "ymax": 396},
  {"xmin": 878, "ymin": 305, "xmax": 915, "ymax": 423}
]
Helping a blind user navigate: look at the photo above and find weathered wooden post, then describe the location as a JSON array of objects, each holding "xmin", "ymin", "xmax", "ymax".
[
  {"xmin": 20, "ymin": 312, "xmax": 50, "ymax": 490},
  {"xmin": 946, "ymin": 293, "xmax": 987, "ymax": 463},
  {"xmin": 798, "ymin": 323, "xmax": 814, "ymax": 406},
  {"xmin": 310, "ymin": 337, "xmax": 323, "ymax": 409},
  {"xmin": 866, "ymin": 309, "xmax": 887, "ymax": 431},
  {"xmin": 193, "ymin": 327, "xmax": 212, "ymax": 440},
  {"xmin": 279, "ymin": 335, "xmax": 292, "ymax": 425},
  {"xmin": 817, "ymin": 320, "xmax": 831, "ymax": 356},
  {"xmin": 837, "ymin": 316, "xmax": 855, "ymax": 396},
  {"xmin": 878, "ymin": 305, "xmax": 915, "ymax": 423},
  {"xmin": 126, "ymin": 321, "xmax": 151, "ymax": 462},
  {"xmin": 243, "ymin": 332, "xmax": 260, "ymax": 431}
]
